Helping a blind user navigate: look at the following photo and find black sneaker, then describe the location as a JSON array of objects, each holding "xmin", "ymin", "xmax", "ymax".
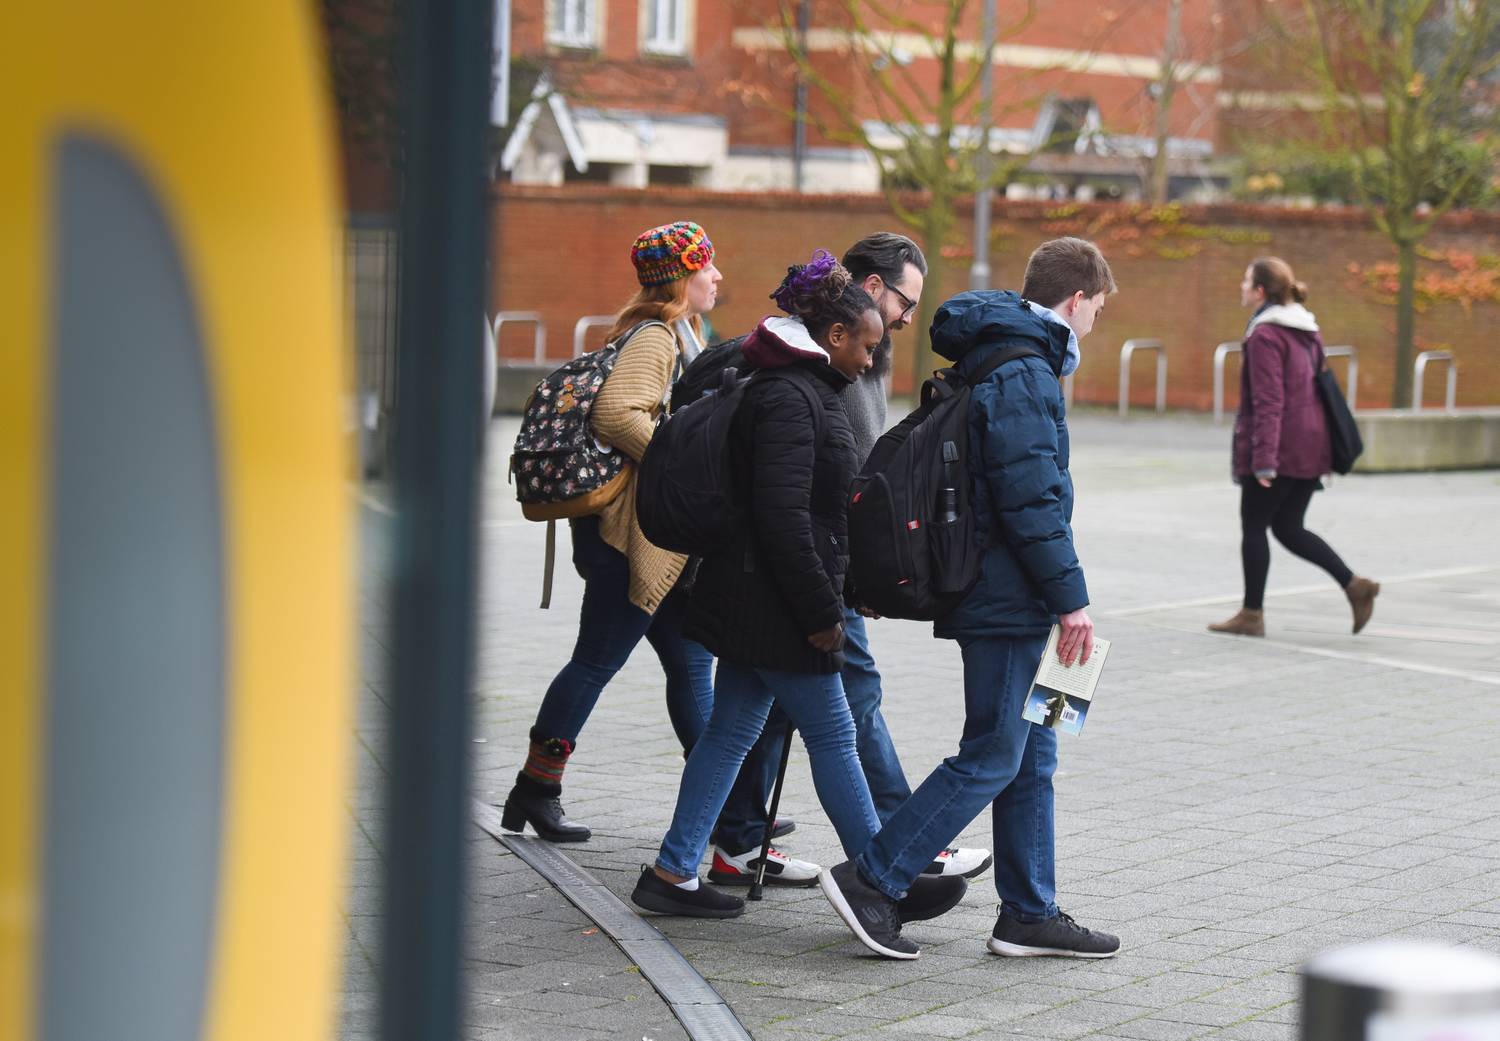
[
  {"xmin": 630, "ymin": 867, "xmax": 745, "ymax": 919},
  {"xmin": 819, "ymin": 862, "xmax": 920, "ymax": 960},
  {"xmin": 771, "ymin": 818, "xmax": 796, "ymax": 839},
  {"xmin": 987, "ymin": 910, "xmax": 1120, "ymax": 958},
  {"xmin": 897, "ymin": 874, "xmax": 968, "ymax": 923}
]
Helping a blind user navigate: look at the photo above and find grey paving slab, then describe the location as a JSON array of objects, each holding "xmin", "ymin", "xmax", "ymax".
[{"xmin": 342, "ymin": 411, "xmax": 1500, "ymax": 1039}]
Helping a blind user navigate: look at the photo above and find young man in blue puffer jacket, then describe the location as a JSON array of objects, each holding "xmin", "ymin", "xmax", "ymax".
[{"xmin": 821, "ymin": 237, "xmax": 1122, "ymax": 961}]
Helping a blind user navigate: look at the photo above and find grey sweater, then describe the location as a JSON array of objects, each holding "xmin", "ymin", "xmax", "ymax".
[{"xmin": 841, "ymin": 371, "xmax": 889, "ymax": 466}]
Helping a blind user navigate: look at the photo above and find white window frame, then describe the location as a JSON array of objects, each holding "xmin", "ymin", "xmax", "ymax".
[
  {"xmin": 641, "ymin": 0, "xmax": 689, "ymax": 56},
  {"xmin": 548, "ymin": 0, "xmax": 598, "ymax": 49}
]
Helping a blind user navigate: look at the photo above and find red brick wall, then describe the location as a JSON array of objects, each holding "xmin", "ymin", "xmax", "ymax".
[{"xmin": 490, "ymin": 184, "xmax": 1500, "ymax": 409}]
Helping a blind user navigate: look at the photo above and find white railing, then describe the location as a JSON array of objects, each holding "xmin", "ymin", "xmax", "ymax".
[
  {"xmin": 1119, "ymin": 338, "xmax": 1166, "ymax": 417},
  {"xmin": 1211, "ymin": 341, "xmax": 1241, "ymax": 424},
  {"xmin": 1062, "ymin": 373, "xmax": 1074, "ymax": 411},
  {"xmin": 572, "ymin": 315, "xmax": 615, "ymax": 358},
  {"xmin": 1324, "ymin": 345, "xmax": 1358, "ymax": 412},
  {"xmin": 492, "ymin": 311, "xmax": 548, "ymax": 366},
  {"xmin": 1412, "ymin": 350, "xmax": 1456, "ymax": 412},
  {"xmin": 1214, "ymin": 341, "xmax": 1359, "ymax": 423}
]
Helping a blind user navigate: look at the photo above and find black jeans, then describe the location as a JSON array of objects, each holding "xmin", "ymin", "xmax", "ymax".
[{"xmin": 1239, "ymin": 477, "xmax": 1354, "ymax": 609}]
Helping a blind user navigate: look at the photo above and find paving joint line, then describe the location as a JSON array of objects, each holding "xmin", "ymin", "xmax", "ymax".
[
  {"xmin": 1103, "ymin": 562, "xmax": 1500, "ymax": 618},
  {"xmin": 1127, "ymin": 614, "xmax": 1500, "ymax": 688},
  {"xmin": 473, "ymin": 800, "xmax": 755, "ymax": 1041}
]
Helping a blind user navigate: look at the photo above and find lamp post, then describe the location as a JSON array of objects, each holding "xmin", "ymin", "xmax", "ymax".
[{"xmin": 969, "ymin": 0, "xmax": 998, "ymax": 290}]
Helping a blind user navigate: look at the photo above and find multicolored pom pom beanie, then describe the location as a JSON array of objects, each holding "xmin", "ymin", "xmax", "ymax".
[{"xmin": 631, "ymin": 221, "xmax": 715, "ymax": 287}]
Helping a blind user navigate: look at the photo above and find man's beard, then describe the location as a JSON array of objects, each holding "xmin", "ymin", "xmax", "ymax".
[{"xmin": 869, "ymin": 331, "xmax": 892, "ymax": 380}]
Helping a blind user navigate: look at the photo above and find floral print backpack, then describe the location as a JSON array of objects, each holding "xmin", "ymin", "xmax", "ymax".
[
  {"xmin": 510, "ymin": 320, "xmax": 666, "ymax": 606},
  {"xmin": 510, "ymin": 320, "xmax": 665, "ymax": 521}
]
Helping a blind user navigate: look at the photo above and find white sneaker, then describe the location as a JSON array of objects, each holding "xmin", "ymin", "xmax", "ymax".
[
  {"xmin": 923, "ymin": 847, "xmax": 993, "ymax": 879},
  {"xmin": 708, "ymin": 845, "xmax": 820, "ymax": 887}
]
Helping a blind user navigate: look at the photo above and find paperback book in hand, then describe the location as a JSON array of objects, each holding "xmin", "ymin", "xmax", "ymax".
[{"xmin": 1021, "ymin": 625, "xmax": 1111, "ymax": 736}]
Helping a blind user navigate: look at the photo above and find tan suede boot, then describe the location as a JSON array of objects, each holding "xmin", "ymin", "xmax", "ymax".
[
  {"xmin": 1208, "ymin": 608, "xmax": 1265, "ymax": 637},
  {"xmin": 1345, "ymin": 577, "xmax": 1381, "ymax": 634}
]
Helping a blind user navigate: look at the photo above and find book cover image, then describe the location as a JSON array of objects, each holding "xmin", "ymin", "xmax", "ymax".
[
  {"xmin": 1021, "ymin": 626, "xmax": 1110, "ymax": 736},
  {"xmin": 1022, "ymin": 685, "xmax": 1093, "ymax": 736}
]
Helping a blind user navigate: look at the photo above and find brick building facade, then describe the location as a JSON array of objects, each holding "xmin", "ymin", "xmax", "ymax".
[{"xmin": 501, "ymin": 0, "xmax": 1245, "ymax": 200}]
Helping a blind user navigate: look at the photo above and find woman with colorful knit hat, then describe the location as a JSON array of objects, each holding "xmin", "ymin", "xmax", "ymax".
[{"xmin": 501, "ymin": 221, "xmax": 722, "ymax": 842}]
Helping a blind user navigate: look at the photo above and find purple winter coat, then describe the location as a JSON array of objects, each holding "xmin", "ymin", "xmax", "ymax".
[{"xmin": 1231, "ymin": 305, "xmax": 1332, "ymax": 480}]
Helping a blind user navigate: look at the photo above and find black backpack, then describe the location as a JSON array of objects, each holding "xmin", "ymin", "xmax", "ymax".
[
  {"xmin": 638, "ymin": 366, "xmax": 822, "ymax": 556},
  {"xmin": 670, "ymin": 335, "xmax": 747, "ymax": 413},
  {"xmin": 846, "ymin": 344, "xmax": 1039, "ymax": 621}
]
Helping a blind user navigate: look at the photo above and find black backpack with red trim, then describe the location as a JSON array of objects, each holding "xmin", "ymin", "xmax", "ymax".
[{"xmin": 845, "ymin": 344, "xmax": 1037, "ymax": 620}]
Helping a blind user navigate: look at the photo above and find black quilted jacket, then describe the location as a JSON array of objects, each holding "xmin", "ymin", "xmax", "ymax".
[{"xmin": 685, "ymin": 317, "xmax": 857, "ymax": 674}]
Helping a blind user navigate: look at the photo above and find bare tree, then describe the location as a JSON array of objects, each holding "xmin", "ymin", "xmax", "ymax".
[
  {"xmin": 1266, "ymin": 0, "xmax": 1500, "ymax": 406},
  {"xmin": 772, "ymin": 0, "xmax": 1040, "ymax": 387}
]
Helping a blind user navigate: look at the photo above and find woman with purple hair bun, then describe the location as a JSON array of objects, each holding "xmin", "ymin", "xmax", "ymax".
[{"xmin": 629, "ymin": 251, "xmax": 967, "ymax": 924}]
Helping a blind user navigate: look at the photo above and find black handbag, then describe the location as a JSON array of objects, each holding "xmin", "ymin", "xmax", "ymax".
[{"xmin": 1314, "ymin": 364, "xmax": 1362, "ymax": 475}]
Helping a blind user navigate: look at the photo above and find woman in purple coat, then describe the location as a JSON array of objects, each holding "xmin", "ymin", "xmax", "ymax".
[{"xmin": 1209, "ymin": 257, "xmax": 1379, "ymax": 638}]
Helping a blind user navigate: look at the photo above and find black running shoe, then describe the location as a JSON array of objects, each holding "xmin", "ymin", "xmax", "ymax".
[
  {"xmin": 630, "ymin": 867, "xmax": 745, "ymax": 919},
  {"xmin": 897, "ymin": 874, "xmax": 968, "ymax": 923},
  {"xmin": 771, "ymin": 818, "xmax": 796, "ymax": 839},
  {"xmin": 987, "ymin": 910, "xmax": 1119, "ymax": 958},
  {"xmin": 819, "ymin": 862, "xmax": 919, "ymax": 959}
]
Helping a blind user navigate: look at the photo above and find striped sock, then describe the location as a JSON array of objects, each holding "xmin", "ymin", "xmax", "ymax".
[{"xmin": 521, "ymin": 735, "xmax": 574, "ymax": 787}]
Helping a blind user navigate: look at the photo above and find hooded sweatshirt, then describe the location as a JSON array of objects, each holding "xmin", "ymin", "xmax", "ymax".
[{"xmin": 1232, "ymin": 303, "xmax": 1332, "ymax": 480}]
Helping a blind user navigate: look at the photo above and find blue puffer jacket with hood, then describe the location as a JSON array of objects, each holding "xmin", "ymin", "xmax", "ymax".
[{"xmin": 931, "ymin": 290, "xmax": 1090, "ymax": 640}]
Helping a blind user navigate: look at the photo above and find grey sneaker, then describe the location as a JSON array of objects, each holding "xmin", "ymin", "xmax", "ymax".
[
  {"xmin": 987, "ymin": 910, "xmax": 1119, "ymax": 958},
  {"xmin": 819, "ymin": 862, "xmax": 920, "ymax": 960}
]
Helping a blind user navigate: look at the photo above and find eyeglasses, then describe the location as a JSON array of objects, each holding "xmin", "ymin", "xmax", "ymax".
[{"xmin": 882, "ymin": 279, "xmax": 918, "ymax": 323}]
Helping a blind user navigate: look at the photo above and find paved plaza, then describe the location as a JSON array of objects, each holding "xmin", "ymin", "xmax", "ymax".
[{"xmin": 343, "ymin": 409, "xmax": 1500, "ymax": 1040}]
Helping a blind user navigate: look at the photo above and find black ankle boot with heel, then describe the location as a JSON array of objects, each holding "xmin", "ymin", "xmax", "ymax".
[{"xmin": 499, "ymin": 732, "xmax": 592, "ymax": 842}]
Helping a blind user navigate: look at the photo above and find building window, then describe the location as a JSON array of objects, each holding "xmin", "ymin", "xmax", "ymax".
[
  {"xmin": 642, "ymin": 0, "xmax": 688, "ymax": 55},
  {"xmin": 548, "ymin": 0, "xmax": 597, "ymax": 49}
]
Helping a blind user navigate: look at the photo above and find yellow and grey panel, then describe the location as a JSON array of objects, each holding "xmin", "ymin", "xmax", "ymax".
[{"xmin": 1, "ymin": 4, "xmax": 352, "ymax": 1040}]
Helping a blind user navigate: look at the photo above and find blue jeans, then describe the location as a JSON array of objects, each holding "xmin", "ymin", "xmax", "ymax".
[
  {"xmin": 533, "ymin": 517, "xmax": 714, "ymax": 749},
  {"xmin": 841, "ymin": 610, "xmax": 914, "ymax": 821},
  {"xmin": 856, "ymin": 633, "xmax": 1057, "ymax": 921},
  {"xmin": 711, "ymin": 608, "xmax": 912, "ymax": 853},
  {"xmin": 657, "ymin": 661, "xmax": 880, "ymax": 879}
]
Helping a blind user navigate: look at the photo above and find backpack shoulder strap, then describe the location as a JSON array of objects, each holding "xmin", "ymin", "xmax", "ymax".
[
  {"xmin": 611, "ymin": 318, "xmax": 670, "ymax": 354},
  {"xmin": 965, "ymin": 343, "xmax": 1042, "ymax": 387}
]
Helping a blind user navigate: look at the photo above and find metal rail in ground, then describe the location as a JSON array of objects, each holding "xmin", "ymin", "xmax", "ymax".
[{"xmin": 473, "ymin": 801, "xmax": 755, "ymax": 1041}]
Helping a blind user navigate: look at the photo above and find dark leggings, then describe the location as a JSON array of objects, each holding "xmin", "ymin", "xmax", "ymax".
[{"xmin": 1240, "ymin": 477, "xmax": 1354, "ymax": 609}]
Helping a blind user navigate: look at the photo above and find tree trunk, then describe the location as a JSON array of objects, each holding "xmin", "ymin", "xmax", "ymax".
[
  {"xmin": 1393, "ymin": 238, "xmax": 1416, "ymax": 408},
  {"xmin": 910, "ymin": 252, "xmax": 944, "ymax": 393},
  {"xmin": 1146, "ymin": 0, "xmax": 1182, "ymax": 204},
  {"xmin": 910, "ymin": 208, "xmax": 950, "ymax": 396}
]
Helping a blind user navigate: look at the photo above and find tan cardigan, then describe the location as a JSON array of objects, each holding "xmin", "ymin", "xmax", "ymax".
[{"xmin": 589, "ymin": 323, "xmax": 688, "ymax": 614}]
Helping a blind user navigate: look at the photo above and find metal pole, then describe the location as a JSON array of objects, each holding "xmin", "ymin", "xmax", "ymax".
[
  {"xmin": 382, "ymin": 1, "xmax": 491, "ymax": 1039},
  {"xmin": 792, "ymin": 0, "xmax": 810, "ymax": 192},
  {"xmin": 969, "ymin": 0, "xmax": 997, "ymax": 290}
]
